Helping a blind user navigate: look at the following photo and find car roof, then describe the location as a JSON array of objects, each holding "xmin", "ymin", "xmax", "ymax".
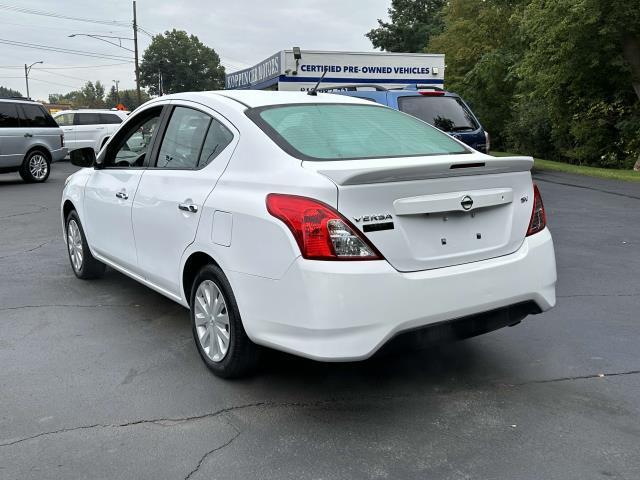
[
  {"xmin": 54, "ymin": 109, "xmax": 128, "ymax": 115},
  {"xmin": 0, "ymin": 97, "xmax": 41, "ymax": 104},
  {"xmin": 160, "ymin": 90, "xmax": 376, "ymax": 110}
]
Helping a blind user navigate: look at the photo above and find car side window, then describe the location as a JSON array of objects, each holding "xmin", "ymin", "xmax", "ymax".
[
  {"xmin": 104, "ymin": 107, "xmax": 162, "ymax": 168},
  {"xmin": 156, "ymin": 107, "xmax": 211, "ymax": 169},
  {"xmin": 20, "ymin": 104, "xmax": 58, "ymax": 128},
  {"xmin": 0, "ymin": 103, "xmax": 20, "ymax": 128},
  {"xmin": 55, "ymin": 113, "xmax": 74, "ymax": 126},
  {"xmin": 74, "ymin": 113, "xmax": 101, "ymax": 125},
  {"xmin": 199, "ymin": 118, "xmax": 233, "ymax": 167},
  {"xmin": 99, "ymin": 113, "xmax": 123, "ymax": 124}
]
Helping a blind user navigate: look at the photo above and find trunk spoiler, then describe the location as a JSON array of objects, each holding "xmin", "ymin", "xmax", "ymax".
[{"xmin": 304, "ymin": 155, "xmax": 534, "ymax": 186}]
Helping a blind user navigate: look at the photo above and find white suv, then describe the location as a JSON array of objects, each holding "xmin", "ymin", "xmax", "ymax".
[
  {"xmin": 62, "ymin": 91, "xmax": 556, "ymax": 378},
  {"xmin": 54, "ymin": 109, "xmax": 129, "ymax": 153}
]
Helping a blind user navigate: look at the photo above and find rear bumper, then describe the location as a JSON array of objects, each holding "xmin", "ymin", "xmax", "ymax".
[
  {"xmin": 229, "ymin": 228, "xmax": 557, "ymax": 361},
  {"xmin": 51, "ymin": 147, "xmax": 68, "ymax": 162}
]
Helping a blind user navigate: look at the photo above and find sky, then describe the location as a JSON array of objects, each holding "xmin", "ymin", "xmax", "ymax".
[{"xmin": 0, "ymin": 0, "xmax": 391, "ymax": 101}]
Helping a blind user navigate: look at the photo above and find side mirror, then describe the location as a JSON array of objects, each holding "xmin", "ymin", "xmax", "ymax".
[{"xmin": 70, "ymin": 148, "xmax": 96, "ymax": 168}]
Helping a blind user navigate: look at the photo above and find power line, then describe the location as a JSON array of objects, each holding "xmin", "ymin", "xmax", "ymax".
[
  {"xmin": 38, "ymin": 68, "xmax": 92, "ymax": 83},
  {"xmin": 0, "ymin": 62, "xmax": 132, "ymax": 70},
  {"xmin": 0, "ymin": 38, "xmax": 134, "ymax": 61},
  {"xmin": 0, "ymin": 3, "xmax": 130, "ymax": 27},
  {"xmin": 0, "ymin": 19, "xmax": 131, "ymax": 35},
  {"xmin": 28, "ymin": 75, "xmax": 80, "ymax": 89}
]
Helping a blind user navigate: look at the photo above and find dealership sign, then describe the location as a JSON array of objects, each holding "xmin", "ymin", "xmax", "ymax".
[
  {"xmin": 225, "ymin": 50, "xmax": 445, "ymax": 91},
  {"xmin": 225, "ymin": 53, "xmax": 281, "ymax": 89}
]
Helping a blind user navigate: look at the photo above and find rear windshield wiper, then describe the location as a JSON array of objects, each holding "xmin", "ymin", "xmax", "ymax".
[{"xmin": 449, "ymin": 126, "xmax": 475, "ymax": 132}]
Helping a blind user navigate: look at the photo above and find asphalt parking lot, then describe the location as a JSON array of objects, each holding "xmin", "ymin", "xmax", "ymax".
[{"xmin": 1, "ymin": 161, "xmax": 639, "ymax": 480}]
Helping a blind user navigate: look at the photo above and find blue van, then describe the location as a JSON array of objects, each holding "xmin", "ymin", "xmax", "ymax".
[{"xmin": 324, "ymin": 85, "xmax": 490, "ymax": 153}]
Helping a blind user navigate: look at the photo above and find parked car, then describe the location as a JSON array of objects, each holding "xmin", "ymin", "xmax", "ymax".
[
  {"xmin": 325, "ymin": 85, "xmax": 490, "ymax": 153},
  {"xmin": 0, "ymin": 97, "xmax": 67, "ymax": 183},
  {"xmin": 53, "ymin": 109, "xmax": 129, "ymax": 154},
  {"xmin": 62, "ymin": 91, "xmax": 556, "ymax": 378}
]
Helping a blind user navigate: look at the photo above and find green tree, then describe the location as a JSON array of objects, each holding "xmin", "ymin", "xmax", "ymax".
[
  {"xmin": 48, "ymin": 81, "xmax": 107, "ymax": 108},
  {"xmin": 117, "ymin": 89, "xmax": 150, "ymax": 111},
  {"xmin": 513, "ymin": 0, "xmax": 640, "ymax": 168},
  {"xmin": 140, "ymin": 29, "xmax": 225, "ymax": 95},
  {"xmin": 106, "ymin": 85, "xmax": 119, "ymax": 107},
  {"xmin": 0, "ymin": 85, "xmax": 23, "ymax": 98},
  {"xmin": 428, "ymin": 0, "xmax": 526, "ymax": 150},
  {"xmin": 367, "ymin": 0, "xmax": 446, "ymax": 52}
]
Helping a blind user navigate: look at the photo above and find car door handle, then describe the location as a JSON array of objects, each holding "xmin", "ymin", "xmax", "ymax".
[
  {"xmin": 24, "ymin": 133, "xmax": 33, "ymax": 138},
  {"xmin": 115, "ymin": 191, "xmax": 128, "ymax": 200},
  {"xmin": 178, "ymin": 203, "xmax": 198, "ymax": 213}
]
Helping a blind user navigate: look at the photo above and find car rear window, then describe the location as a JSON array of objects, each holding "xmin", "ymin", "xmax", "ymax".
[
  {"xmin": 20, "ymin": 104, "xmax": 58, "ymax": 128},
  {"xmin": 249, "ymin": 103, "xmax": 468, "ymax": 161},
  {"xmin": 397, "ymin": 96, "xmax": 479, "ymax": 132}
]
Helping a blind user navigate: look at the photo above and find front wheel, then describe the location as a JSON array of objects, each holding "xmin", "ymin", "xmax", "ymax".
[
  {"xmin": 19, "ymin": 150, "xmax": 50, "ymax": 183},
  {"xmin": 190, "ymin": 264, "xmax": 260, "ymax": 378},
  {"xmin": 65, "ymin": 211, "xmax": 106, "ymax": 279}
]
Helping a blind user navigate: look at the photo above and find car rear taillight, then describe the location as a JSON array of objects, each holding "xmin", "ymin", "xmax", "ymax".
[
  {"xmin": 418, "ymin": 91, "xmax": 445, "ymax": 96},
  {"xmin": 526, "ymin": 183, "xmax": 547, "ymax": 236},
  {"xmin": 266, "ymin": 194, "xmax": 383, "ymax": 261}
]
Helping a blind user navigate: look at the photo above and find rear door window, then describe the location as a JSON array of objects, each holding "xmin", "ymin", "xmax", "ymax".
[
  {"xmin": 19, "ymin": 104, "xmax": 58, "ymax": 128},
  {"xmin": 0, "ymin": 102, "xmax": 20, "ymax": 128},
  {"xmin": 156, "ymin": 107, "xmax": 211, "ymax": 169},
  {"xmin": 397, "ymin": 96, "xmax": 478, "ymax": 132},
  {"xmin": 250, "ymin": 103, "xmax": 468, "ymax": 161},
  {"xmin": 99, "ymin": 113, "xmax": 123, "ymax": 124},
  {"xmin": 74, "ymin": 112, "xmax": 101, "ymax": 125}
]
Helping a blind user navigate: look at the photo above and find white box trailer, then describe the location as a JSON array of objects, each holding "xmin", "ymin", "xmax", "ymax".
[{"xmin": 225, "ymin": 50, "xmax": 445, "ymax": 92}]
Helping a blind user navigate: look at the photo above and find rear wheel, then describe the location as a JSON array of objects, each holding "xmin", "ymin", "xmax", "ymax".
[
  {"xmin": 19, "ymin": 150, "xmax": 50, "ymax": 183},
  {"xmin": 65, "ymin": 211, "xmax": 105, "ymax": 279},
  {"xmin": 190, "ymin": 264, "xmax": 259, "ymax": 378}
]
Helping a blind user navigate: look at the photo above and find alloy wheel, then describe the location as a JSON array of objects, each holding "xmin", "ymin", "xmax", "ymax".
[{"xmin": 29, "ymin": 154, "xmax": 48, "ymax": 180}]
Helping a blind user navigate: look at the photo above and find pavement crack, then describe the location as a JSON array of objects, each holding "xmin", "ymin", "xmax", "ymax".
[
  {"xmin": 508, "ymin": 369, "xmax": 640, "ymax": 387},
  {"xmin": 0, "ymin": 303, "xmax": 145, "ymax": 312},
  {"xmin": 0, "ymin": 240, "xmax": 54, "ymax": 259},
  {"xmin": 184, "ymin": 428, "xmax": 241, "ymax": 480},
  {"xmin": 558, "ymin": 293, "xmax": 640, "ymax": 298},
  {"xmin": 0, "ymin": 402, "xmax": 265, "ymax": 448},
  {"xmin": 0, "ymin": 205, "xmax": 49, "ymax": 219}
]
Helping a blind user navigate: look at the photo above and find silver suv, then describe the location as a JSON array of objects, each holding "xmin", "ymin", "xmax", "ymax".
[{"xmin": 0, "ymin": 98, "xmax": 67, "ymax": 183}]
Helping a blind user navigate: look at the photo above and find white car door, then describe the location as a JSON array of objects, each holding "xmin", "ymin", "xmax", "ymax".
[
  {"xmin": 55, "ymin": 113, "xmax": 77, "ymax": 150},
  {"xmin": 83, "ymin": 105, "xmax": 165, "ymax": 272},
  {"xmin": 132, "ymin": 101, "xmax": 237, "ymax": 296},
  {"xmin": 74, "ymin": 112, "xmax": 105, "ymax": 151}
]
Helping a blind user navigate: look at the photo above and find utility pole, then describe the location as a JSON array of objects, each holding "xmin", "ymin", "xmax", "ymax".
[
  {"xmin": 133, "ymin": 0, "xmax": 141, "ymax": 104},
  {"xmin": 112, "ymin": 80, "xmax": 120, "ymax": 103},
  {"xmin": 24, "ymin": 61, "xmax": 43, "ymax": 99}
]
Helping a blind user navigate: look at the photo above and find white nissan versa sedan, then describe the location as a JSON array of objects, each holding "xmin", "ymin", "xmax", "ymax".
[{"xmin": 62, "ymin": 90, "xmax": 557, "ymax": 378}]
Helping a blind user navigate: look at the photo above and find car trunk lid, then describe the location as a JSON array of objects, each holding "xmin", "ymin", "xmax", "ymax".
[{"xmin": 304, "ymin": 155, "xmax": 535, "ymax": 272}]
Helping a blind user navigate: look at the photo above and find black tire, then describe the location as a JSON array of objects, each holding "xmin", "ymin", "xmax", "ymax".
[
  {"xmin": 190, "ymin": 264, "xmax": 260, "ymax": 378},
  {"xmin": 19, "ymin": 149, "xmax": 51, "ymax": 183},
  {"xmin": 65, "ymin": 211, "xmax": 106, "ymax": 279}
]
